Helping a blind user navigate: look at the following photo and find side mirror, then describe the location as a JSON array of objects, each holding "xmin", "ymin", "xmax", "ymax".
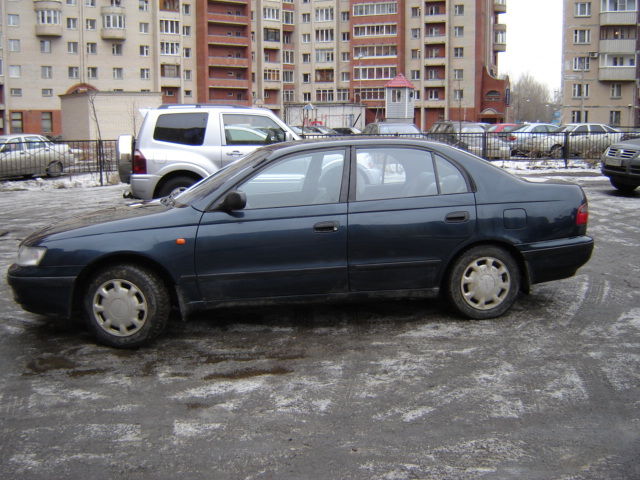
[{"xmin": 220, "ymin": 190, "xmax": 246, "ymax": 211}]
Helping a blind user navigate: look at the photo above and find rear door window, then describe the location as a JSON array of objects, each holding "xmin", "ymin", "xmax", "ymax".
[
  {"xmin": 223, "ymin": 114, "xmax": 287, "ymax": 146},
  {"xmin": 153, "ymin": 112, "xmax": 208, "ymax": 146}
]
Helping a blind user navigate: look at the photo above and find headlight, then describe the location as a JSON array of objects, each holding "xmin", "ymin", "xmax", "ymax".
[{"xmin": 17, "ymin": 245, "xmax": 47, "ymax": 266}]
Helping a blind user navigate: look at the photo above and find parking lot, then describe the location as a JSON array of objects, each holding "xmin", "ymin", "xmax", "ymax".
[{"xmin": 0, "ymin": 172, "xmax": 639, "ymax": 479}]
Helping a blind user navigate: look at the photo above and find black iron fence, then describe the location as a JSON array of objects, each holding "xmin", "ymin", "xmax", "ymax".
[{"xmin": 0, "ymin": 139, "xmax": 118, "ymax": 185}]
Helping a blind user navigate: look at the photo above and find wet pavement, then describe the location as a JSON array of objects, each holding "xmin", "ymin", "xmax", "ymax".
[{"xmin": 0, "ymin": 175, "xmax": 639, "ymax": 479}]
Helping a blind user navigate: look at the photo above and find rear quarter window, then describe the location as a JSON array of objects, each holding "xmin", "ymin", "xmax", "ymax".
[{"xmin": 153, "ymin": 112, "xmax": 208, "ymax": 146}]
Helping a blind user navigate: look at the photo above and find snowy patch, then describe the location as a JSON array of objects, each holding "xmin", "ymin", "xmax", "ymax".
[
  {"xmin": 172, "ymin": 378, "xmax": 266, "ymax": 399},
  {"xmin": 173, "ymin": 421, "xmax": 224, "ymax": 437}
]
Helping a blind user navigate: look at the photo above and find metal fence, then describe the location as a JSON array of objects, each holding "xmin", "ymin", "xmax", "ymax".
[{"xmin": 0, "ymin": 139, "xmax": 118, "ymax": 185}]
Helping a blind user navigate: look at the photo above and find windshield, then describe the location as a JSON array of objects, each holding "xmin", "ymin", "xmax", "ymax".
[{"xmin": 173, "ymin": 149, "xmax": 270, "ymax": 205}]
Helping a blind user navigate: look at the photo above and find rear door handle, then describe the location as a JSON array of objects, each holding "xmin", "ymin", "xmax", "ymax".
[
  {"xmin": 445, "ymin": 211, "xmax": 469, "ymax": 223},
  {"xmin": 314, "ymin": 221, "xmax": 339, "ymax": 233}
]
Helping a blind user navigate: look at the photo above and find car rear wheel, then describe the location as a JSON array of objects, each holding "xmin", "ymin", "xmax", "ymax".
[
  {"xmin": 156, "ymin": 175, "xmax": 199, "ymax": 198},
  {"xmin": 610, "ymin": 179, "xmax": 638, "ymax": 194},
  {"xmin": 447, "ymin": 246, "xmax": 520, "ymax": 319},
  {"xmin": 84, "ymin": 264, "xmax": 170, "ymax": 348},
  {"xmin": 46, "ymin": 161, "xmax": 64, "ymax": 177}
]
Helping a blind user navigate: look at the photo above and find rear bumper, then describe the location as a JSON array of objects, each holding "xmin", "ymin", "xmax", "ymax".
[
  {"xmin": 518, "ymin": 236, "xmax": 594, "ymax": 285},
  {"xmin": 7, "ymin": 265, "xmax": 76, "ymax": 318},
  {"xmin": 130, "ymin": 174, "xmax": 160, "ymax": 200}
]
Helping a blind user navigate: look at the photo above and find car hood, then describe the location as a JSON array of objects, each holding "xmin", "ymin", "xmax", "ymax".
[
  {"xmin": 23, "ymin": 201, "xmax": 201, "ymax": 246},
  {"xmin": 609, "ymin": 137, "xmax": 640, "ymax": 149}
]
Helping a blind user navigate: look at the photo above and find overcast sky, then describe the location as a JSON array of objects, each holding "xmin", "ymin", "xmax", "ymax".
[{"xmin": 499, "ymin": 0, "xmax": 564, "ymax": 93}]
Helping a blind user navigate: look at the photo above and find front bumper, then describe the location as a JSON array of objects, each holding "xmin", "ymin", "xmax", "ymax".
[
  {"xmin": 7, "ymin": 264, "xmax": 76, "ymax": 318},
  {"xmin": 518, "ymin": 236, "xmax": 594, "ymax": 285}
]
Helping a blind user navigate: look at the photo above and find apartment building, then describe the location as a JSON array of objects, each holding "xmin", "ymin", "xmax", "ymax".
[
  {"xmin": 0, "ymin": 0, "xmax": 508, "ymax": 136},
  {"xmin": 561, "ymin": 0, "xmax": 639, "ymax": 126}
]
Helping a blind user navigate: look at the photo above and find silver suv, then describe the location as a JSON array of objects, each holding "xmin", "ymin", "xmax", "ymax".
[{"xmin": 117, "ymin": 104, "xmax": 299, "ymax": 199}]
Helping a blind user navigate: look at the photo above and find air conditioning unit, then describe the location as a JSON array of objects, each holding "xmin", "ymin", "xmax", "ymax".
[{"xmin": 589, "ymin": 52, "xmax": 599, "ymax": 58}]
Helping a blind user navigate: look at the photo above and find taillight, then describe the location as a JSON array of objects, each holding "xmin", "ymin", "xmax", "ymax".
[
  {"xmin": 132, "ymin": 150, "xmax": 147, "ymax": 174},
  {"xmin": 576, "ymin": 203, "xmax": 589, "ymax": 225}
]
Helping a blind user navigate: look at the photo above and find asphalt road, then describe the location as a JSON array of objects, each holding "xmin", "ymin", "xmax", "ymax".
[{"xmin": 0, "ymin": 174, "xmax": 638, "ymax": 480}]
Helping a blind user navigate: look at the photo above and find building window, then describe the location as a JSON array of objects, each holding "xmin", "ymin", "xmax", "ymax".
[
  {"xmin": 283, "ymin": 70, "xmax": 294, "ymax": 82},
  {"xmin": 571, "ymin": 110, "xmax": 588, "ymax": 122},
  {"xmin": 609, "ymin": 110, "xmax": 621, "ymax": 126},
  {"xmin": 575, "ymin": 2, "xmax": 592, "ymax": 16},
  {"xmin": 302, "ymin": 33, "xmax": 311, "ymax": 43},
  {"xmin": 112, "ymin": 43, "xmax": 123, "ymax": 55},
  {"xmin": 185, "ymin": 90, "xmax": 192, "ymax": 97},
  {"xmin": 337, "ymin": 88, "xmax": 349, "ymax": 101},
  {"xmin": 264, "ymin": 28, "xmax": 280, "ymax": 42},
  {"xmin": 7, "ymin": 14, "xmax": 20, "ymax": 26},
  {"xmin": 454, "ymin": 89, "xmax": 464, "ymax": 101},
  {"xmin": 283, "ymin": 11, "xmax": 294, "ymax": 24},
  {"xmin": 10, "ymin": 88, "xmax": 23, "ymax": 97},
  {"xmin": 411, "ymin": 49, "xmax": 421, "ymax": 59},
  {"xmin": 454, "ymin": 26, "xmax": 464, "ymax": 37},
  {"xmin": 86, "ymin": 42, "xmax": 97, "ymax": 54},
  {"xmin": 139, "ymin": 0, "xmax": 149, "ymax": 11},
  {"xmin": 302, "ymin": 13, "xmax": 310, "ymax": 23},
  {"xmin": 454, "ymin": 4, "xmax": 464, "ymax": 15},
  {"xmin": 354, "ymin": 24, "xmax": 397, "ymax": 37},
  {"xmin": 316, "ymin": 89, "xmax": 334, "ymax": 102},
  {"xmin": 453, "ymin": 69, "xmax": 463, "ymax": 80},
  {"xmin": 85, "ymin": 0, "xmax": 96, "ymax": 6},
  {"xmin": 160, "ymin": 19, "xmax": 180, "ymax": 34},
  {"xmin": 573, "ymin": 29, "xmax": 591, "ymax": 44},
  {"xmin": 355, "ymin": 66, "xmax": 397, "ymax": 80},
  {"xmin": 86, "ymin": 19, "xmax": 97, "ymax": 30},
  {"xmin": 342, "ymin": 32, "xmax": 350, "ymax": 41},
  {"xmin": 182, "ymin": 3, "xmax": 191, "ymax": 15},
  {"xmin": 184, "ymin": 69, "xmax": 192, "ymax": 80},
  {"xmin": 283, "ymin": 50, "xmax": 294, "ymax": 64},
  {"xmin": 411, "ymin": 28, "xmax": 421, "ymax": 39},
  {"xmin": 140, "ymin": 45, "xmax": 150, "ymax": 56},
  {"xmin": 610, "ymin": 83, "xmax": 622, "ymax": 98},
  {"xmin": 453, "ymin": 47, "xmax": 464, "ymax": 58},
  {"xmin": 572, "ymin": 57, "xmax": 590, "ymax": 70},
  {"xmin": 303, "ymin": 73, "xmax": 311, "ymax": 83},
  {"xmin": 41, "ymin": 65, "xmax": 53, "ymax": 79},
  {"xmin": 353, "ymin": 3, "xmax": 397, "ymax": 15},
  {"xmin": 103, "ymin": 14, "xmax": 125, "ymax": 29},
  {"xmin": 316, "ymin": 49, "xmax": 334, "ymax": 63},
  {"xmin": 341, "ymin": 11, "xmax": 350, "ymax": 21},
  {"xmin": 37, "ymin": 10, "xmax": 61, "ymax": 25},
  {"xmin": 411, "ymin": 6, "xmax": 421, "ymax": 17},
  {"xmin": 572, "ymin": 83, "xmax": 589, "ymax": 98},
  {"xmin": 67, "ymin": 18, "xmax": 78, "ymax": 29},
  {"xmin": 341, "ymin": 72, "xmax": 350, "ymax": 81},
  {"xmin": 263, "ymin": 7, "xmax": 280, "ymax": 20},
  {"xmin": 316, "ymin": 29, "xmax": 334, "ymax": 42},
  {"xmin": 67, "ymin": 42, "xmax": 78, "ymax": 54},
  {"xmin": 42, "ymin": 89, "xmax": 54, "ymax": 97},
  {"xmin": 303, "ymin": 53, "xmax": 311, "ymax": 63},
  {"xmin": 601, "ymin": 0, "xmax": 636, "ymax": 12},
  {"xmin": 11, "ymin": 112, "xmax": 24, "ymax": 133},
  {"xmin": 410, "ymin": 70, "xmax": 420, "ymax": 80},
  {"xmin": 183, "ymin": 48, "xmax": 191, "ymax": 58},
  {"xmin": 140, "ymin": 68, "xmax": 150, "ymax": 79},
  {"xmin": 303, "ymin": 92, "xmax": 311, "ymax": 102},
  {"xmin": 9, "ymin": 65, "xmax": 22, "ymax": 78},
  {"xmin": 8, "ymin": 39, "xmax": 20, "ymax": 52},
  {"xmin": 68, "ymin": 66, "xmax": 79, "ymax": 79},
  {"xmin": 182, "ymin": 25, "xmax": 191, "ymax": 36},
  {"xmin": 315, "ymin": 7, "xmax": 334, "ymax": 21},
  {"xmin": 113, "ymin": 67, "xmax": 124, "ymax": 79},
  {"xmin": 427, "ymin": 89, "xmax": 439, "ymax": 100},
  {"xmin": 160, "ymin": 42, "xmax": 180, "ymax": 55},
  {"xmin": 87, "ymin": 66, "xmax": 98, "ymax": 79},
  {"xmin": 283, "ymin": 90, "xmax": 294, "ymax": 102},
  {"xmin": 140, "ymin": 22, "xmax": 149, "ymax": 34},
  {"xmin": 40, "ymin": 40, "xmax": 52, "ymax": 53}
]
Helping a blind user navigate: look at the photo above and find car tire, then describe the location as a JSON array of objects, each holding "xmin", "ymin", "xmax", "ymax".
[
  {"xmin": 156, "ymin": 175, "xmax": 199, "ymax": 198},
  {"xmin": 84, "ymin": 264, "xmax": 170, "ymax": 348},
  {"xmin": 46, "ymin": 161, "xmax": 64, "ymax": 177},
  {"xmin": 550, "ymin": 145, "xmax": 564, "ymax": 159},
  {"xmin": 610, "ymin": 179, "xmax": 638, "ymax": 194},
  {"xmin": 447, "ymin": 246, "xmax": 520, "ymax": 319}
]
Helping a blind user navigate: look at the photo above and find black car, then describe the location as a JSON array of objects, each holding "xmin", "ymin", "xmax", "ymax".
[
  {"xmin": 601, "ymin": 138, "xmax": 640, "ymax": 193},
  {"xmin": 8, "ymin": 138, "xmax": 594, "ymax": 348}
]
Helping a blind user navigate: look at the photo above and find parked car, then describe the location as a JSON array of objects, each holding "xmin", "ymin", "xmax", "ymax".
[
  {"xmin": 333, "ymin": 127, "xmax": 362, "ymax": 135},
  {"xmin": 8, "ymin": 137, "xmax": 594, "ymax": 347},
  {"xmin": 291, "ymin": 125, "xmax": 338, "ymax": 136},
  {"xmin": 362, "ymin": 122, "xmax": 421, "ymax": 135},
  {"xmin": 117, "ymin": 104, "xmax": 299, "ymax": 200},
  {"xmin": 508, "ymin": 123, "xmax": 561, "ymax": 156},
  {"xmin": 601, "ymin": 137, "xmax": 640, "ymax": 193},
  {"xmin": 0, "ymin": 134, "xmax": 74, "ymax": 179},
  {"xmin": 534, "ymin": 123, "xmax": 624, "ymax": 159},
  {"xmin": 427, "ymin": 121, "xmax": 510, "ymax": 159}
]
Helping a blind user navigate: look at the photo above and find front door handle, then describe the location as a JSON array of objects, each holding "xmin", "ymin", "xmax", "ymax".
[
  {"xmin": 314, "ymin": 221, "xmax": 339, "ymax": 233},
  {"xmin": 226, "ymin": 151, "xmax": 244, "ymax": 157},
  {"xmin": 445, "ymin": 211, "xmax": 469, "ymax": 223}
]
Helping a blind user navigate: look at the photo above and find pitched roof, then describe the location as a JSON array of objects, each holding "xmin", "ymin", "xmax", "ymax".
[{"xmin": 385, "ymin": 74, "xmax": 416, "ymax": 89}]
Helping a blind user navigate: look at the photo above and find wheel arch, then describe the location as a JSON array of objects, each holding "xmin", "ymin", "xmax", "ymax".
[
  {"xmin": 72, "ymin": 253, "xmax": 183, "ymax": 319},
  {"xmin": 441, "ymin": 239, "xmax": 531, "ymax": 294},
  {"xmin": 153, "ymin": 170, "xmax": 203, "ymax": 198}
]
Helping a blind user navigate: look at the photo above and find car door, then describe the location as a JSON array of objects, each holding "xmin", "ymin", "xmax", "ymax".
[
  {"xmin": 24, "ymin": 135, "xmax": 52, "ymax": 175},
  {"xmin": 348, "ymin": 146, "xmax": 476, "ymax": 291},
  {"xmin": 195, "ymin": 147, "xmax": 348, "ymax": 301},
  {"xmin": 0, "ymin": 137, "xmax": 30, "ymax": 177},
  {"xmin": 219, "ymin": 113, "xmax": 291, "ymax": 167}
]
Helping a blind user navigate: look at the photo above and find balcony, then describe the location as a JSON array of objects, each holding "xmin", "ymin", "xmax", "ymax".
[
  {"xmin": 599, "ymin": 38, "xmax": 636, "ymax": 54},
  {"xmin": 424, "ymin": 13, "xmax": 446, "ymax": 23},
  {"xmin": 599, "ymin": 66, "xmax": 636, "ymax": 81},
  {"xmin": 494, "ymin": 0, "xmax": 506, "ymax": 14},
  {"xmin": 101, "ymin": 27, "xmax": 126, "ymax": 40},
  {"xmin": 33, "ymin": 0, "xmax": 62, "ymax": 10},
  {"xmin": 424, "ymin": 56, "xmax": 446, "ymax": 66},
  {"xmin": 424, "ymin": 78, "xmax": 446, "ymax": 87},
  {"xmin": 208, "ymin": 56, "xmax": 250, "ymax": 67},
  {"xmin": 208, "ymin": 13, "xmax": 248, "ymax": 25},
  {"xmin": 34, "ymin": 0, "xmax": 63, "ymax": 36},
  {"xmin": 600, "ymin": 11, "xmax": 638, "ymax": 26},
  {"xmin": 208, "ymin": 34, "xmax": 250, "ymax": 46},
  {"xmin": 35, "ymin": 23, "xmax": 62, "ymax": 36}
]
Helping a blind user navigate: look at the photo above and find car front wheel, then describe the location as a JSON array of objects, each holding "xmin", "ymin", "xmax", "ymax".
[
  {"xmin": 84, "ymin": 264, "xmax": 170, "ymax": 348},
  {"xmin": 447, "ymin": 246, "xmax": 520, "ymax": 319},
  {"xmin": 610, "ymin": 179, "xmax": 638, "ymax": 194}
]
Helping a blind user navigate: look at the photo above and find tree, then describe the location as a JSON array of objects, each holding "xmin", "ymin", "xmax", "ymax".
[{"xmin": 511, "ymin": 73, "xmax": 557, "ymax": 123}]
